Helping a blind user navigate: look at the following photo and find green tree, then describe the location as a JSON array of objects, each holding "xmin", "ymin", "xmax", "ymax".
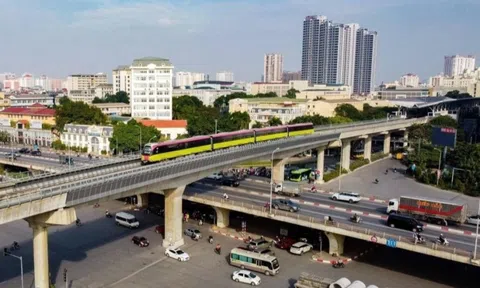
[
  {"xmin": 445, "ymin": 90, "xmax": 472, "ymax": 99},
  {"xmin": 285, "ymin": 88, "xmax": 299, "ymax": 99},
  {"xmin": 110, "ymin": 119, "xmax": 162, "ymax": 152},
  {"xmin": 92, "ymin": 91, "xmax": 130, "ymax": 104},
  {"xmin": 329, "ymin": 115, "xmax": 353, "ymax": 124},
  {"xmin": 268, "ymin": 117, "xmax": 283, "ymax": 126},
  {"xmin": 252, "ymin": 121, "xmax": 263, "ymax": 128},
  {"xmin": 0, "ymin": 131, "xmax": 10, "ymax": 143},
  {"xmin": 430, "ymin": 115, "xmax": 457, "ymax": 128},
  {"xmin": 219, "ymin": 111, "xmax": 250, "ymax": 132},
  {"xmin": 334, "ymin": 104, "xmax": 364, "ymax": 121},
  {"xmin": 55, "ymin": 98, "xmax": 108, "ymax": 131}
]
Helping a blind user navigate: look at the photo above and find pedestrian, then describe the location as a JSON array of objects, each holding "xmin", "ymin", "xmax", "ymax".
[{"xmin": 186, "ymin": 213, "xmax": 190, "ymax": 223}]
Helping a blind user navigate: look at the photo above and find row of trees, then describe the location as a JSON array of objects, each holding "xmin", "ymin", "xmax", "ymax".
[
  {"xmin": 92, "ymin": 91, "xmax": 129, "ymax": 104},
  {"xmin": 405, "ymin": 115, "xmax": 480, "ymax": 196}
]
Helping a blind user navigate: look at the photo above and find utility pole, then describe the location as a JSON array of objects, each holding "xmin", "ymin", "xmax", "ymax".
[{"xmin": 63, "ymin": 268, "xmax": 68, "ymax": 288}]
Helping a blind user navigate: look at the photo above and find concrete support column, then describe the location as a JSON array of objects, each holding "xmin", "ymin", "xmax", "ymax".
[
  {"xmin": 213, "ymin": 207, "xmax": 230, "ymax": 228},
  {"xmin": 364, "ymin": 136, "xmax": 372, "ymax": 161},
  {"xmin": 403, "ymin": 130, "xmax": 409, "ymax": 148},
  {"xmin": 30, "ymin": 222, "xmax": 50, "ymax": 288},
  {"xmin": 163, "ymin": 186, "xmax": 186, "ymax": 249},
  {"xmin": 325, "ymin": 232, "xmax": 345, "ymax": 256},
  {"xmin": 272, "ymin": 158, "xmax": 288, "ymax": 184},
  {"xmin": 383, "ymin": 133, "xmax": 391, "ymax": 154},
  {"xmin": 341, "ymin": 140, "xmax": 351, "ymax": 172},
  {"xmin": 136, "ymin": 193, "xmax": 149, "ymax": 208},
  {"xmin": 316, "ymin": 147, "xmax": 325, "ymax": 184}
]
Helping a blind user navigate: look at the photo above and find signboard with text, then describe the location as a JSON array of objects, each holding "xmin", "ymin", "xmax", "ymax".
[{"xmin": 432, "ymin": 127, "xmax": 457, "ymax": 148}]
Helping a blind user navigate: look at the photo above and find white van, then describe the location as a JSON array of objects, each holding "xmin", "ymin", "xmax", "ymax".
[{"xmin": 115, "ymin": 212, "xmax": 139, "ymax": 228}]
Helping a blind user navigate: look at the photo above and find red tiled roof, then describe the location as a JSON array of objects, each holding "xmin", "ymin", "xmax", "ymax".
[
  {"xmin": 139, "ymin": 119, "xmax": 187, "ymax": 129},
  {"xmin": 0, "ymin": 105, "xmax": 55, "ymax": 117}
]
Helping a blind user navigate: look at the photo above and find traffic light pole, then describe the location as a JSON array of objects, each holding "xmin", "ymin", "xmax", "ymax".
[{"xmin": 64, "ymin": 268, "xmax": 68, "ymax": 288}]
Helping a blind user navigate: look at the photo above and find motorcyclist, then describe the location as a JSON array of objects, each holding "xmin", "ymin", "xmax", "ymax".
[
  {"xmin": 310, "ymin": 185, "xmax": 317, "ymax": 193},
  {"xmin": 208, "ymin": 235, "xmax": 213, "ymax": 244},
  {"xmin": 75, "ymin": 218, "xmax": 81, "ymax": 226},
  {"xmin": 328, "ymin": 216, "xmax": 333, "ymax": 222},
  {"xmin": 223, "ymin": 193, "xmax": 229, "ymax": 200},
  {"xmin": 439, "ymin": 233, "xmax": 446, "ymax": 244},
  {"xmin": 374, "ymin": 178, "xmax": 379, "ymax": 184},
  {"xmin": 413, "ymin": 232, "xmax": 422, "ymax": 243},
  {"xmin": 215, "ymin": 243, "xmax": 221, "ymax": 254},
  {"xmin": 351, "ymin": 213, "xmax": 359, "ymax": 222},
  {"xmin": 105, "ymin": 210, "xmax": 111, "ymax": 216}
]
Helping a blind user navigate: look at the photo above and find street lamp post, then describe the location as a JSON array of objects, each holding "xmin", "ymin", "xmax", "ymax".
[
  {"xmin": 215, "ymin": 119, "xmax": 218, "ymax": 134},
  {"xmin": 148, "ymin": 136, "xmax": 157, "ymax": 143},
  {"xmin": 433, "ymin": 148, "xmax": 442, "ymax": 186},
  {"xmin": 474, "ymin": 200, "xmax": 480, "ymax": 259},
  {"xmin": 5, "ymin": 252, "xmax": 23, "ymax": 288},
  {"xmin": 450, "ymin": 167, "xmax": 466, "ymax": 187},
  {"xmin": 269, "ymin": 147, "xmax": 280, "ymax": 214},
  {"xmin": 136, "ymin": 126, "xmax": 142, "ymax": 153},
  {"xmin": 338, "ymin": 138, "xmax": 343, "ymax": 191}
]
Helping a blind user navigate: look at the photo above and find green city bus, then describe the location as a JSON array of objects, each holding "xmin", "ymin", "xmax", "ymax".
[{"xmin": 289, "ymin": 168, "xmax": 311, "ymax": 182}]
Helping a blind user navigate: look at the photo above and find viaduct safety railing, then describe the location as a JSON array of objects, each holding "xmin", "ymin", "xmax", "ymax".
[
  {"xmin": 187, "ymin": 193, "xmax": 474, "ymax": 260},
  {"xmin": 0, "ymin": 133, "xmax": 342, "ymax": 209},
  {"xmin": 314, "ymin": 117, "xmax": 428, "ymax": 133}
]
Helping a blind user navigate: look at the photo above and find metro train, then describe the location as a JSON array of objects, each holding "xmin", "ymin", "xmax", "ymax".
[{"xmin": 140, "ymin": 123, "xmax": 314, "ymax": 164}]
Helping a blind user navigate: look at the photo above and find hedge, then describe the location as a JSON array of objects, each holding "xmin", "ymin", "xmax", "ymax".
[
  {"xmin": 350, "ymin": 158, "xmax": 370, "ymax": 171},
  {"xmin": 371, "ymin": 152, "xmax": 388, "ymax": 162},
  {"xmin": 323, "ymin": 167, "xmax": 348, "ymax": 182}
]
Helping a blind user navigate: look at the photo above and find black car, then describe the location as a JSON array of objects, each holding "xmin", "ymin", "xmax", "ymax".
[
  {"xmin": 387, "ymin": 214, "xmax": 424, "ymax": 232},
  {"xmin": 222, "ymin": 178, "xmax": 240, "ymax": 187},
  {"xmin": 31, "ymin": 150, "xmax": 42, "ymax": 156},
  {"xmin": 18, "ymin": 148, "xmax": 30, "ymax": 154},
  {"xmin": 132, "ymin": 236, "xmax": 149, "ymax": 247}
]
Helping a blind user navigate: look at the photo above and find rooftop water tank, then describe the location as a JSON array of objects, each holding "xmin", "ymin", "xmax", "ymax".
[
  {"xmin": 346, "ymin": 280, "xmax": 366, "ymax": 288},
  {"xmin": 329, "ymin": 277, "xmax": 351, "ymax": 288}
]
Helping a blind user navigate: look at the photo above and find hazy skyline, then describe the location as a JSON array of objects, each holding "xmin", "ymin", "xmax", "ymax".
[{"xmin": 0, "ymin": 0, "xmax": 479, "ymax": 83}]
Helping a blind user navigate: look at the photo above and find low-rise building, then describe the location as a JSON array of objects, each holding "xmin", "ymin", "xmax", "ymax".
[
  {"xmin": 467, "ymin": 82, "xmax": 480, "ymax": 97},
  {"xmin": 69, "ymin": 89, "xmax": 96, "ymax": 103},
  {"xmin": 138, "ymin": 119, "xmax": 188, "ymax": 140},
  {"xmin": 95, "ymin": 84, "xmax": 114, "ymax": 99},
  {"xmin": 60, "ymin": 124, "xmax": 113, "ymax": 154},
  {"xmin": 296, "ymin": 84, "xmax": 352, "ymax": 100},
  {"xmin": 173, "ymin": 88, "xmax": 233, "ymax": 106},
  {"xmin": 374, "ymin": 86, "xmax": 431, "ymax": 99},
  {"xmin": 0, "ymin": 103, "xmax": 56, "ymax": 126},
  {"xmin": 9, "ymin": 94, "xmax": 55, "ymax": 107},
  {"xmin": 0, "ymin": 92, "xmax": 10, "ymax": 109},
  {"xmin": 192, "ymin": 80, "xmax": 235, "ymax": 90},
  {"xmin": 249, "ymin": 82, "xmax": 290, "ymax": 96},
  {"xmin": 92, "ymin": 102, "xmax": 131, "ymax": 116}
]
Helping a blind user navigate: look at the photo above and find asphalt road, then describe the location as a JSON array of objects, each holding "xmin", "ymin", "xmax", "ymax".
[
  {"xmin": 189, "ymin": 180, "xmax": 477, "ymax": 253},
  {"xmin": 0, "ymin": 200, "xmax": 478, "ymax": 288}
]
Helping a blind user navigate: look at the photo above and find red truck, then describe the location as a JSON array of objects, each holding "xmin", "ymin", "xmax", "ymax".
[{"xmin": 387, "ymin": 196, "xmax": 467, "ymax": 225}]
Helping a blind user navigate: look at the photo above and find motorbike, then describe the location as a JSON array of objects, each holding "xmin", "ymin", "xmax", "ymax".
[
  {"xmin": 349, "ymin": 216, "xmax": 362, "ymax": 223},
  {"xmin": 414, "ymin": 235, "xmax": 426, "ymax": 244},
  {"xmin": 105, "ymin": 212, "xmax": 113, "ymax": 218},
  {"xmin": 75, "ymin": 219, "xmax": 82, "ymax": 227},
  {"xmin": 208, "ymin": 236, "xmax": 214, "ymax": 244},
  {"xmin": 310, "ymin": 186, "xmax": 317, "ymax": 193},
  {"xmin": 10, "ymin": 242, "xmax": 20, "ymax": 251},
  {"xmin": 332, "ymin": 261, "xmax": 345, "ymax": 268},
  {"xmin": 437, "ymin": 237, "xmax": 449, "ymax": 246},
  {"xmin": 215, "ymin": 247, "xmax": 221, "ymax": 255},
  {"xmin": 191, "ymin": 234, "xmax": 199, "ymax": 241}
]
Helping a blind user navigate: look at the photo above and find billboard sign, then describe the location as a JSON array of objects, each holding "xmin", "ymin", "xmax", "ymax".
[
  {"xmin": 30, "ymin": 120, "xmax": 42, "ymax": 129},
  {"xmin": 431, "ymin": 127, "xmax": 457, "ymax": 148}
]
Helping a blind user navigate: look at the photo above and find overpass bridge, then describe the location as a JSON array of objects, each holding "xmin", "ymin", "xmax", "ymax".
[{"xmin": 0, "ymin": 117, "xmax": 430, "ymax": 288}]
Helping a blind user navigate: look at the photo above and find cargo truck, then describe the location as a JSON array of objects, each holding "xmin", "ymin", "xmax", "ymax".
[
  {"xmin": 273, "ymin": 183, "xmax": 301, "ymax": 197},
  {"xmin": 387, "ymin": 196, "xmax": 467, "ymax": 225}
]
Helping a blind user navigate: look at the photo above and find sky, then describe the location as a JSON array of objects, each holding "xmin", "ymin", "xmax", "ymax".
[{"xmin": 1, "ymin": 0, "xmax": 479, "ymax": 83}]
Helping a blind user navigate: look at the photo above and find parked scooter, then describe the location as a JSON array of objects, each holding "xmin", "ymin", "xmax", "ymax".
[{"xmin": 332, "ymin": 261, "xmax": 345, "ymax": 268}]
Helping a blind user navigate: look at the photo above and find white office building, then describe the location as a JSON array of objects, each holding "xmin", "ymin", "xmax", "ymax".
[
  {"xmin": 399, "ymin": 73, "xmax": 420, "ymax": 87},
  {"xmin": 216, "ymin": 71, "xmax": 234, "ymax": 82},
  {"xmin": 60, "ymin": 124, "xmax": 113, "ymax": 155},
  {"xmin": 130, "ymin": 57, "xmax": 174, "ymax": 120},
  {"xmin": 264, "ymin": 54, "xmax": 283, "ymax": 83},
  {"xmin": 444, "ymin": 55, "xmax": 476, "ymax": 77},
  {"xmin": 175, "ymin": 72, "xmax": 207, "ymax": 87},
  {"xmin": 112, "ymin": 65, "xmax": 131, "ymax": 94}
]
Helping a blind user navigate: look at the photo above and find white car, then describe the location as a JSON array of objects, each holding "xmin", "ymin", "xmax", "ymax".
[
  {"xmin": 467, "ymin": 215, "xmax": 480, "ymax": 225},
  {"xmin": 165, "ymin": 248, "xmax": 190, "ymax": 261},
  {"xmin": 289, "ymin": 242, "xmax": 313, "ymax": 255},
  {"xmin": 207, "ymin": 172, "xmax": 223, "ymax": 180},
  {"xmin": 232, "ymin": 270, "xmax": 261, "ymax": 286},
  {"xmin": 331, "ymin": 191, "xmax": 361, "ymax": 203}
]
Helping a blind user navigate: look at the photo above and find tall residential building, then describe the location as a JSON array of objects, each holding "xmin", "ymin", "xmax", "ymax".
[
  {"xmin": 20, "ymin": 73, "xmax": 35, "ymax": 88},
  {"xmin": 112, "ymin": 65, "xmax": 131, "ymax": 94},
  {"xmin": 444, "ymin": 55, "xmax": 476, "ymax": 77},
  {"xmin": 175, "ymin": 72, "xmax": 207, "ymax": 87},
  {"xmin": 399, "ymin": 73, "xmax": 420, "ymax": 87},
  {"xmin": 35, "ymin": 75, "xmax": 48, "ymax": 89},
  {"xmin": 216, "ymin": 71, "xmax": 234, "ymax": 82},
  {"xmin": 129, "ymin": 57, "xmax": 174, "ymax": 120},
  {"xmin": 301, "ymin": 16, "xmax": 360, "ymax": 87},
  {"xmin": 263, "ymin": 54, "xmax": 283, "ymax": 83},
  {"xmin": 353, "ymin": 28, "xmax": 378, "ymax": 94},
  {"xmin": 282, "ymin": 71, "xmax": 302, "ymax": 82}
]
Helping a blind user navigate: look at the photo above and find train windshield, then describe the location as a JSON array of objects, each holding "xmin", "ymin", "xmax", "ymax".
[{"xmin": 143, "ymin": 145, "xmax": 153, "ymax": 155}]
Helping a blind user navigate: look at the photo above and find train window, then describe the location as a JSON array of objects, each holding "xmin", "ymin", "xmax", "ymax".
[
  {"xmin": 214, "ymin": 132, "xmax": 253, "ymax": 144},
  {"xmin": 255, "ymin": 127, "xmax": 287, "ymax": 136},
  {"xmin": 185, "ymin": 138, "xmax": 211, "ymax": 148}
]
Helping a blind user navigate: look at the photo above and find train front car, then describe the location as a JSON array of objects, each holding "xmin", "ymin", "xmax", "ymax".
[{"xmin": 141, "ymin": 143, "xmax": 155, "ymax": 164}]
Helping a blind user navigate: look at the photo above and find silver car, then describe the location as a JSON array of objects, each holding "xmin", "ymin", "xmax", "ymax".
[
  {"xmin": 271, "ymin": 199, "xmax": 299, "ymax": 213},
  {"xmin": 184, "ymin": 228, "xmax": 202, "ymax": 238}
]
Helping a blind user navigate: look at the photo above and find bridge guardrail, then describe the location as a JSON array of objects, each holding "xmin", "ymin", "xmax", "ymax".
[
  {"xmin": 314, "ymin": 117, "xmax": 429, "ymax": 133},
  {"xmin": 187, "ymin": 193, "xmax": 474, "ymax": 259},
  {"xmin": 314, "ymin": 116, "xmax": 404, "ymax": 131}
]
